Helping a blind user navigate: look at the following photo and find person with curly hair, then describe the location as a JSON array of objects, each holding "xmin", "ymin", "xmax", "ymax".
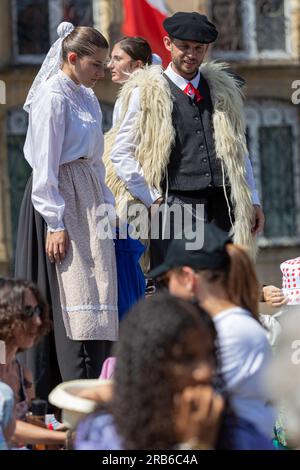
[
  {"xmin": 0, "ymin": 278, "xmax": 67, "ymax": 447},
  {"xmin": 75, "ymin": 293, "xmax": 224, "ymax": 450}
]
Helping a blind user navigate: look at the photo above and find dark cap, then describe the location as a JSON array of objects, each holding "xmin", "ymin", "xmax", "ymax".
[
  {"xmin": 163, "ymin": 12, "xmax": 218, "ymax": 44},
  {"xmin": 147, "ymin": 223, "xmax": 232, "ymax": 279}
]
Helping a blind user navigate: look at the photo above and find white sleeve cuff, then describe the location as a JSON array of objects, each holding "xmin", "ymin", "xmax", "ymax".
[
  {"xmin": 47, "ymin": 223, "xmax": 65, "ymax": 232},
  {"xmin": 251, "ymin": 190, "xmax": 260, "ymax": 206},
  {"xmin": 135, "ymin": 186, "xmax": 162, "ymax": 208}
]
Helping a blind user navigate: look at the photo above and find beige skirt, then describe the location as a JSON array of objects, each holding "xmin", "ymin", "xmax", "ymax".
[{"xmin": 55, "ymin": 159, "xmax": 118, "ymax": 341}]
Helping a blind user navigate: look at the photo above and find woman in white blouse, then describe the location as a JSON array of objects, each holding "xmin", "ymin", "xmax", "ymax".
[{"xmin": 15, "ymin": 22, "xmax": 118, "ymax": 392}]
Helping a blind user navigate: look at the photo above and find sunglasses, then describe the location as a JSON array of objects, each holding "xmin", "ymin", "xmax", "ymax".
[{"xmin": 23, "ymin": 305, "xmax": 42, "ymax": 318}]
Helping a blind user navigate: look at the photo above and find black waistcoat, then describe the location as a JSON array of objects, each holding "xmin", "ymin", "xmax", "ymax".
[{"xmin": 163, "ymin": 74, "xmax": 228, "ymax": 191}]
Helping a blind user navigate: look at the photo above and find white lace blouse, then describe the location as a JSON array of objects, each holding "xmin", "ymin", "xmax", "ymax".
[{"xmin": 24, "ymin": 70, "xmax": 114, "ymax": 231}]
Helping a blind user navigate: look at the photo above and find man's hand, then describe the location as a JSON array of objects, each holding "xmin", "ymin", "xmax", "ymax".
[
  {"xmin": 262, "ymin": 285, "xmax": 288, "ymax": 308},
  {"xmin": 251, "ymin": 204, "xmax": 265, "ymax": 235},
  {"xmin": 46, "ymin": 230, "xmax": 69, "ymax": 264}
]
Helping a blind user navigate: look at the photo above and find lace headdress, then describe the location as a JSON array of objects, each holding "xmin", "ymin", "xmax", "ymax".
[{"xmin": 23, "ymin": 22, "xmax": 75, "ymax": 113}]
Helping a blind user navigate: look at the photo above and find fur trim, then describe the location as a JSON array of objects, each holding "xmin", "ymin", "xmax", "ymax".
[
  {"xmin": 103, "ymin": 65, "xmax": 175, "ymax": 215},
  {"xmin": 201, "ymin": 62, "xmax": 257, "ymax": 259},
  {"xmin": 104, "ymin": 62, "xmax": 257, "ymax": 257}
]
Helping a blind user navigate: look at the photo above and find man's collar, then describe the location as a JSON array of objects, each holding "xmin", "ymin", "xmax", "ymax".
[{"xmin": 164, "ymin": 63, "xmax": 200, "ymax": 91}]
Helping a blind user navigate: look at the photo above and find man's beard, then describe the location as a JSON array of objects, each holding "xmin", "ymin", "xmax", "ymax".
[{"xmin": 172, "ymin": 57, "xmax": 199, "ymax": 78}]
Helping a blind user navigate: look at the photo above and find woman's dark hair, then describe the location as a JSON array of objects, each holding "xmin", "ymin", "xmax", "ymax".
[
  {"xmin": 111, "ymin": 293, "xmax": 219, "ymax": 450},
  {"xmin": 0, "ymin": 278, "xmax": 50, "ymax": 347},
  {"xmin": 62, "ymin": 26, "xmax": 109, "ymax": 61},
  {"xmin": 116, "ymin": 36, "xmax": 152, "ymax": 65}
]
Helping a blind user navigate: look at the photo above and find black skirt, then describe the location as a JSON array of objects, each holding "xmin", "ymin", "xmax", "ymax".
[
  {"xmin": 15, "ymin": 175, "xmax": 62, "ymax": 400},
  {"xmin": 15, "ymin": 175, "xmax": 112, "ymax": 399}
]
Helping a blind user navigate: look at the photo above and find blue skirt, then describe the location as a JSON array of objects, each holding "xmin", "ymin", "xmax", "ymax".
[{"xmin": 115, "ymin": 231, "xmax": 146, "ymax": 321}]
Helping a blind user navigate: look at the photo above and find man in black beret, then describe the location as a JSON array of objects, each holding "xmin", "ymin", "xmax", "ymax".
[
  {"xmin": 149, "ymin": 11, "xmax": 264, "ymax": 268},
  {"xmin": 102, "ymin": 11, "xmax": 264, "ymax": 273}
]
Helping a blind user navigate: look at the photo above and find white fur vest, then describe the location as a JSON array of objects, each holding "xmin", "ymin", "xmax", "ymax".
[{"xmin": 103, "ymin": 62, "xmax": 256, "ymax": 257}]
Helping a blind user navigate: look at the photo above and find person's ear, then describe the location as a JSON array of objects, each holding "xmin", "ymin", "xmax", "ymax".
[
  {"xmin": 163, "ymin": 36, "xmax": 172, "ymax": 52},
  {"xmin": 181, "ymin": 267, "xmax": 197, "ymax": 294},
  {"xmin": 132, "ymin": 59, "xmax": 144, "ymax": 71},
  {"xmin": 68, "ymin": 52, "xmax": 77, "ymax": 65}
]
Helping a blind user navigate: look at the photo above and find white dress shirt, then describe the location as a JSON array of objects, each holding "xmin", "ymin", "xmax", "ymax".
[
  {"xmin": 110, "ymin": 63, "xmax": 260, "ymax": 206},
  {"xmin": 24, "ymin": 70, "xmax": 115, "ymax": 231}
]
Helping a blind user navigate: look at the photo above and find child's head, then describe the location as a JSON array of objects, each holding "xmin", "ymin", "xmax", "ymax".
[
  {"xmin": 112, "ymin": 293, "xmax": 219, "ymax": 449},
  {"xmin": 0, "ymin": 278, "xmax": 50, "ymax": 353}
]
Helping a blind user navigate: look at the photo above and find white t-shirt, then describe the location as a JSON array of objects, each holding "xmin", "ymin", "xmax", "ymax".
[{"xmin": 213, "ymin": 307, "xmax": 276, "ymax": 437}]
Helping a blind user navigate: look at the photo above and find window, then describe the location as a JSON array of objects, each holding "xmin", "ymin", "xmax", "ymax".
[
  {"xmin": 245, "ymin": 101, "xmax": 300, "ymax": 244},
  {"xmin": 211, "ymin": 0, "xmax": 292, "ymax": 60},
  {"xmin": 6, "ymin": 108, "xmax": 31, "ymax": 255},
  {"xmin": 255, "ymin": 0, "xmax": 286, "ymax": 52},
  {"xmin": 211, "ymin": 0, "xmax": 245, "ymax": 52},
  {"xmin": 12, "ymin": 0, "xmax": 97, "ymax": 63},
  {"xmin": 14, "ymin": 0, "xmax": 50, "ymax": 56}
]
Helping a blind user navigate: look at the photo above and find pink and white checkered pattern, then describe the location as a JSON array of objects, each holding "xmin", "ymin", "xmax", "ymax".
[{"xmin": 281, "ymin": 257, "xmax": 300, "ymax": 305}]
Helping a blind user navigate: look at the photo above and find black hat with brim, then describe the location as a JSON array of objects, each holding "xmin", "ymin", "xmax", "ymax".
[
  {"xmin": 147, "ymin": 223, "xmax": 232, "ymax": 279},
  {"xmin": 163, "ymin": 12, "xmax": 218, "ymax": 44}
]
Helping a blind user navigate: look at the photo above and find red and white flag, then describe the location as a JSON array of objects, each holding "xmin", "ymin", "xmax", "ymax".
[{"xmin": 122, "ymin": 0, "xmax": 170, "ymax": 67}]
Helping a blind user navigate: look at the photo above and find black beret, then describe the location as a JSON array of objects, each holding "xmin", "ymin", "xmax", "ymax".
[{"xmin": 163, "ymin": 12, "xmax": 218, "ymax": 44}]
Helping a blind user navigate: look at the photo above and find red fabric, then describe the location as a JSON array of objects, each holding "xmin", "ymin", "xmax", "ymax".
[
  {"xmin": 183, "ymin": 82, "xmax": 203, "ymax": 103},
  {"xmin": 122, "ymin": 0, "xmax": 170, "ymax": 67}
]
